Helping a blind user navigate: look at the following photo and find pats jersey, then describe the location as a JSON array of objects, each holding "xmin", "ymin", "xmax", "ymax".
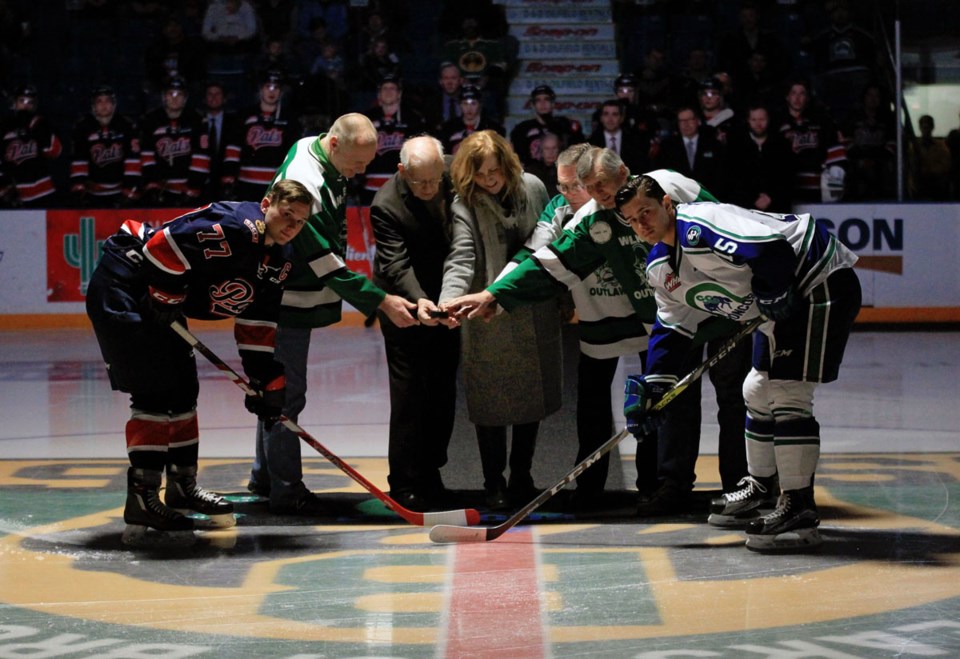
[
  {"xmin": 644, "ymin": 202, "xmax": 858, "ymax": 379},
  {"xmin": 70, "ymin": 113, "xmax": 140, "ymax": 200},
  {"xmin": 96, "ymin": 201, "xmax": 293, "ymax": 381},
  {"xmin": 362, "ymin": 106, "xmax": 426, "ymax": 194},
  {"xmin": 778, "ymin": 111, "xmax": 846, "ymax": 200},
  {"xmin": 509, "ymin": 115, "xmax": 585, "ymax": 166},
  {"xmin": 222, "ymin": 106, "xmax": 300, "ymax": 193},
  {"xmin": 139, "ymin": 108, "xmax": 210, "ymax": 198},
  {"xmin": 0, "ymin": 110, "xmax": 62, "ymax": 204}
]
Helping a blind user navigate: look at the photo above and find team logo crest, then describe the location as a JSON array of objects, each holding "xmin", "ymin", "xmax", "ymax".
[
  {"xmin": 685, "ymin": 225, "xmax": 702, "ymax": 246},
  {"xmin": 685, "ymin": 283, "xmax": 752, "ymax": 320},
  {"xmin": 589, "ymin": 220, "xmax": 612, "ymax": 244}
]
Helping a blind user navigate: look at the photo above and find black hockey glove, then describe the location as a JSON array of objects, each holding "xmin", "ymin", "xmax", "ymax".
[
  {"xmin": 754, "ymin": 286, "xmax": 799, "ymax": 322},
  {"xmin": 142, "ymin": 296, "xmax": 184, "ymax": 326},
  {"xmin": 245, "ymin": 375, "xmax": 286, "ymax": 430},
  {"xmin": 624, "ymin": 374, "xmax": 669, "ymax": 441}
]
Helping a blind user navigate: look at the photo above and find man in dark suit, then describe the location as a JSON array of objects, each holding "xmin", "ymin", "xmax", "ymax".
[
  {"xmin": 369, "ymin": 135, "xmax": 461, "ymax": 512},
  {"xmin": 656, "ymin": 105, "xmax": 729, "ymax": 198},
  {"xmin": 588, "ymin": 99, "xmax": 650, "ymax": 175},
  {"xmin": 201, "ymin": 80, "xmax": 240, "ymax": 202}
]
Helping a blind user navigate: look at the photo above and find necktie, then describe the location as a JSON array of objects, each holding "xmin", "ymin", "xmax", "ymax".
[
  {"xmin": 608, "ymin": 134, "xmax": 617, "ymax": 154},
  {"xmin": 447, "ymin": 96, "xmax": 457, "ymax": 121},
  {"xmin": 686, "ymin": 139, "xmax": 696, "ymax": 169},
  {"xmin": 209, "ymin": 117, "xmax": 218, "ymax": 155}
]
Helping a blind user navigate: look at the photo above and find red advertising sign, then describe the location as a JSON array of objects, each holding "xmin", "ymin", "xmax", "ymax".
[
  {"xmin": 46, "ymin": 208, "xmax": 186, "ymax": 302},
  {"xmin": 46, "ymin": 206, "xmax": 377, "ymax": 302}
]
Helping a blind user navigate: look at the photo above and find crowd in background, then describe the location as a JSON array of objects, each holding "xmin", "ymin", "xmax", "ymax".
[{"xmin": 1, "ymin": 0, "xmax": 959, "ymax": 210}]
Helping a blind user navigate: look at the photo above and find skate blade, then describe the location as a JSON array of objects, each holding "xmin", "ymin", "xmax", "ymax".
[
  {"xmin": 176, "ymin": 510, "xmax": 237, "ymax": 529},
  {"xmin": 707, "ymin": 511, "xmax": 761, "ymax": 528},
  {"xmin": 121, "ymin": 524, "xmax": 196, "ymax": 548},
  {"xmin": 745, "ymin": 527, "xmax": 822, "ymax": 552}
]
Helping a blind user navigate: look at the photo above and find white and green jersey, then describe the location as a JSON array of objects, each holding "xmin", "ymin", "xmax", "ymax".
[
  {"xmin": 271, "ymin": 136, "xmax": 385, "ymax": 328},
  {"xmin": 489, "ymin": 170, "xmax": 717, "ymax": 358}
]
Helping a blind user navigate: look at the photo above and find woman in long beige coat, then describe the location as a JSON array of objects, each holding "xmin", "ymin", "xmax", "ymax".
[{"xmin": 439, "ymin": 130, "xmax": 562, "ymax": 510}]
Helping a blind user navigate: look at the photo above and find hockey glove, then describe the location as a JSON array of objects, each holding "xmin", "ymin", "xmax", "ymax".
[
  {"xmin": 754, "ymin": 285, "xmax": 798, "ymax": 322},
  {"xmin": 142, "ymin": 296, "xmax": 184, "ymax": 326},
  {"xmin": 624, "ymin": 375, "xmax": 669, "ymax": 441},
  {"xmin": 245, "ymin": 375, "xmax": 286, "ymax": 430}
]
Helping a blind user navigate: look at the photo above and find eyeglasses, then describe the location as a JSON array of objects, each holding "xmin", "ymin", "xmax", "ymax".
[
  {"xmin": 408, "ymin": 177, "xmax": 442, "ymax": 188},
  {"xmin": 556, "ymin": 182, "xmax": 584, "ymax": 194}
]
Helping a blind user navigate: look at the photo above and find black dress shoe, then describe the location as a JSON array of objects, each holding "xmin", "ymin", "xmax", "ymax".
[
  {"xmin": 485, "ymin": 484, "xmax": 511, "ymax": 511},
  {"xmin": 635, "ymin": 480, "xmax": 691, "ymax": 516},
  {"xmin": 270, "ymin": 491, "xmax": 326, "ymax": 516},
  {"xmin": 393, "ymin": 490, "xmax": 429, "ymax": 512}
]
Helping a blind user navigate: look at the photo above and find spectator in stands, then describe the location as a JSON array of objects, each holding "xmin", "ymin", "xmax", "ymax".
[
  {"xmin": 442, "ymin": 15, "xmax": 508, "ymax": 118},
  {"xmin": 588, "ymin": 99, "xmax": 650, "ymax": 175},
  {"xmin": 138, "ymin": 77, "xmax": 209, "ymax": 207},
  {"xmin": 914, "ymin": 115, "xmax": 952, "ymax": 201},
  {"xmin": 697, "ymin": 77, "xmax": 736, "ymax": 144},
  {"xmin": 425, "ymin": 62, "xmax": 464, "ymax": 134},
  {"xmin": 634, "ymin": 46, "xmax": 674, "ymax": 132},
  {"xmin": 256, "ymin": 37, "xmax": 302, "ymax": 90},
  {"xmin": 144, "ymin": 17, "xmax": 207, "ymax": 100},
  {"xmin": 842, "ymin": 82, "xmax": 896, "ymax": 201},
  {"xmin": 524, "ymin": 132, "xmax": 560, "ymax": 191},
  {"xmin": 70, "ymin": 84, "xmax": 140, "ymax": 209},
  {"xmin": 200, "ymin": 80, "xmax": 240, "ymax": 202},
  {"xmin": 675, "ymin": 47, "xmax": 714, "ymax": 110},
  {"xmin": 739, "ymin": 51, "xmax": 781, "ymax": 111},
  {"xmin": 0, "ymin": 85, "xmax": 62, "ymax": 208},
  {"xmin": 295, "ymin": 0, "xmax": 348, "ymax": 45},
  {"xmin": 656, "ymin": 105, "xmax": 729, "ymax": 198},
  {"xmin": 717, "ymin": 1, "xmax": 787, "ymax": 93},
  {"xmin": 361, "ymin": 75, "xmax": 426, "ymax": 204},
  {"xmin": 359, "ymin": 36, "xmax": 402, "ymax": 94},
  {"xmin": 726, "ymin": 103, "xmax": 794, "ymax": 212},
  {"xmin": 202, "ymin": 0, "xmax": 259, "ymax": 57},
  {"xmin": 304, "ymin": 40, "xmax": 347, "ymax": 119},
  {"xmin": 809, "ymin": 0, "xmax": 877, "ymax": 120},
  {"xmin": 438, "ymin": 85, "xmax": 504, "ymax": 156},
  {"xmin": 510, "ymin": 84, "xmax": 585, "ymax": 168},
  {"xmin": 777, "ymin": 77, "xmax": 847, "ymax": 203},
  {"xmin": 223, "ymin": 71, "xmax": 301, "ymax": 204}
]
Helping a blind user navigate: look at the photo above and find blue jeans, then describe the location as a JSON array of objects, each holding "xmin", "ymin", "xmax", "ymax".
[{"xmin": 250, "ymin": 325, "xmax": 311, "ymax": 509}]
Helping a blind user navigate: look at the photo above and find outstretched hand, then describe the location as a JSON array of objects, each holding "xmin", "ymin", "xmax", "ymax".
[
  {"xmin": 380, "ymin": 294, "xmax": 420, "ymax": 328},
  {"xmin": 441, "ymin": 291, "xmax": 498, "ymax": 323}
]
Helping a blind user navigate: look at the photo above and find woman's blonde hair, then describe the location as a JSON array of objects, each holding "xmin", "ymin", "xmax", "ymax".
[{"xmin": 449, "ymin": 130, "xmax": 525, "ymax": 208}]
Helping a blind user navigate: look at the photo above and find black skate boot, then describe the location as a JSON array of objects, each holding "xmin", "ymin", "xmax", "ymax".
[
  {"xmin": 123, "ymin": 467, "xmax": 195, "ymax": 546},
  {"xmin": 744, "ymin": 486, "xmax": 822, "ymax": 552},
  {"xmin": 165, "ymin": 464, "xmax": 236, "ymax": 528},
  {"xmin": 708, "ymin": 474, "xmax": 779, "ymax": 528}
]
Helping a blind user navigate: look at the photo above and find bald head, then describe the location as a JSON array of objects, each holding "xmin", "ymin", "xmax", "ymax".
[
  {"xmin": 399, "ymin": 136, "xmax": 446, "ymax": 201},
  {"xmin": 323, "ymin": 113, "xmax": 378, "ymax": 177}
]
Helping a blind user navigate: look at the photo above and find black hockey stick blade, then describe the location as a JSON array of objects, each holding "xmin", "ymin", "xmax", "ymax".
[{"xmin": 429, "ymin": 317, "xmax": 763, "ymax": 543}]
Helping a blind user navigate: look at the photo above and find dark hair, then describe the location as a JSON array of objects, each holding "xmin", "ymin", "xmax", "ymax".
[
  {"xmin": 614, "ymin": 175, "xmax": 666, "ymax": 210},
  {"xmin": 269, "ymin": 178, "xmax": 314, "ymax": 207}
]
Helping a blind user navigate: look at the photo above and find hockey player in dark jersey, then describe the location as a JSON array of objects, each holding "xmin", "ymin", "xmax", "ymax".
[
  {"xmin": 222, "ymin": 70, "xmax": 300, "ymax": 202},
  {"xmin": 0, "ymin": 85, "xmax": 63, "ymax": 208},
  {"xmin": 69, "ymin": 85, "xmax": 140, "ymax": 208},
  {"xmin": 437, "ymin": 85, "xmax": 505, "ymax": 156},
  {"xmin": 509, "ymin": 85, "xmax": 585, "ymax": 168},
  {"xmin": 85, "ymin": 179, "xmax": 312, "ymax": 545},
  {"xmin": 361, "ymin": 74, "xmax": 426, "ymax": 204},
  {"xmin": 138, "ymin": 77, "xmax": 211, "ymax": 207}
]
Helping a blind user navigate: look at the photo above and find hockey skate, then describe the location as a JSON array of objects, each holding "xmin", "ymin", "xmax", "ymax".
[
  {"xmin": 708, "ymin": 474, "xmax": 779, "ymax": 527},
  {"xmin": 165, "ymin": 464, "xmax": 236, "ymax": 528},
  {"xmin": 123, "ymin": 468, "xmax": 196, "ymax": 547},
  {"xmin": 744, "ymin": 487, "xmax": 822, "ymax": 552}
]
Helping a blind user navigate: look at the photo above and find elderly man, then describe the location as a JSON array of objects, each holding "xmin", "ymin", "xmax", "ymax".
[
  {"xmin": 444, "ymin": 147, "xmax": 730, "ymax": 514},
  {"xmin": 248, "ymin": 113, "xmax": 418, "ymax": 515},
  {"xmin": 369, "ymin": 136, "xmax": 461, "ymax": 511}
]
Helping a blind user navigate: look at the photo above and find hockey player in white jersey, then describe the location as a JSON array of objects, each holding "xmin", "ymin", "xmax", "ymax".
[{"xmin": 615, "ymin": 174, "xmax": 861, "ymax": 551}]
